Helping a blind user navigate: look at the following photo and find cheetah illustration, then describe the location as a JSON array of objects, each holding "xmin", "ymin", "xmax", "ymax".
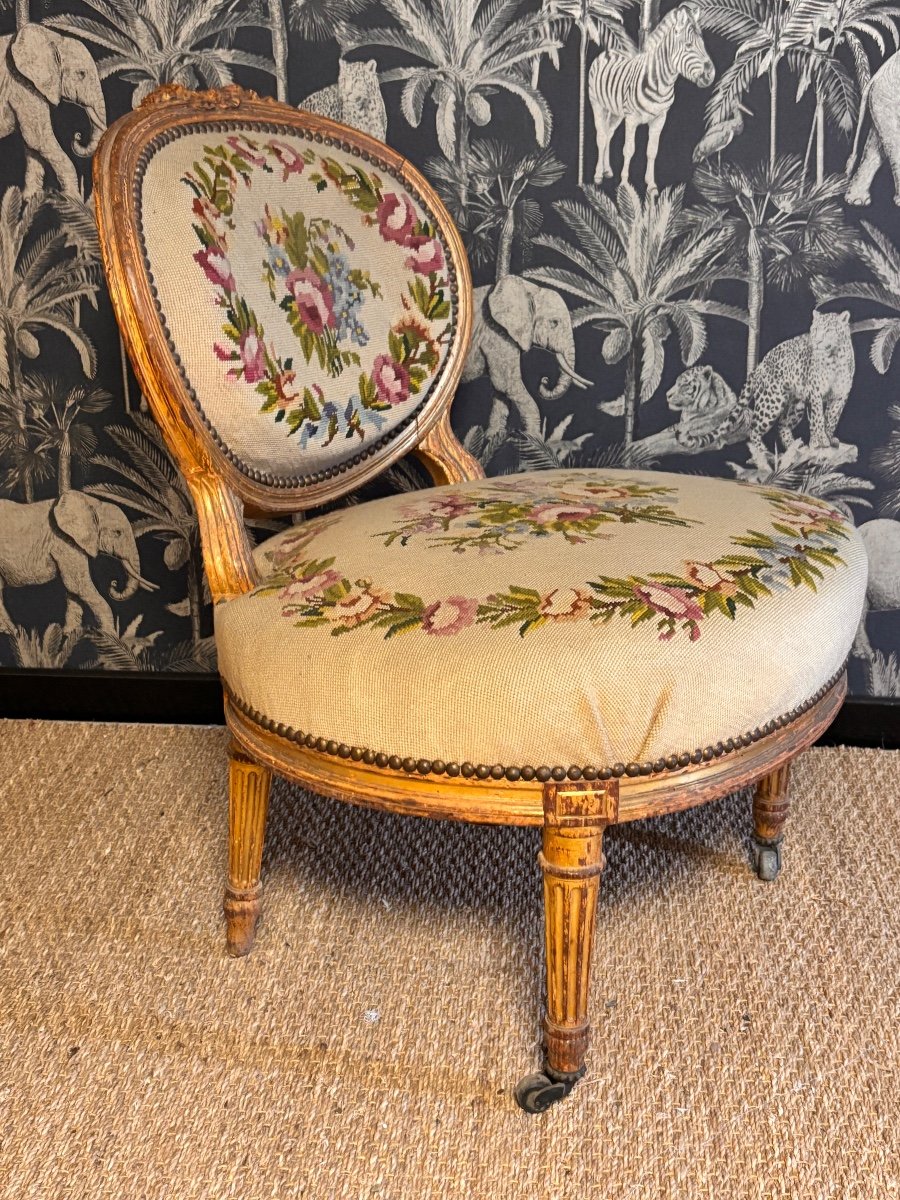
[
  {"xmin": 742, "ymin": 310, "xmax": 854, "ymax": 463},
  {"xmin": 300, "ymin": 59, "xmax": 388, "ymax": 142},
  {"xmin": 684, "ymin": 311, "xmax": 855, "ymax": 465}
]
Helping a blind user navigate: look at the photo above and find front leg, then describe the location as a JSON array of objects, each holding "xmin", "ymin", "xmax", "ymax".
[
  {"xmin": 515, "ymin": 779, "xmax": 618, "ymax": 1113},
  {"xmin": 64, "ymin": 577, "xmax": 116, "ymax": 634},
  {"xmin": 645, "ymin": 112, "xmax": 666, "ymax": 192},
  {"xmin": 845, "ymin": 130, "xmax": 882, "ymax": 207},
  {"xmin": 22, "ymin": 151, "xmax": 45, "ymax": 202},
  {"xmin": 807, "ymin": 390, "xmax": 832, "ymax": 449},
  {"xmin": 225, "ymin": 741, "xmax": 272, "ymax": 955}
]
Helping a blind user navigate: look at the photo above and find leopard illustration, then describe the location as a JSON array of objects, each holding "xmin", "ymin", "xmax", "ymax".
[
  {"xmin": 665, "ymin": 364, "xmax": 745, "ymax": 450},
  {"xmin": 300, "ymin": 59, "xmax": 388, "ymax": 142},
  {"xmin": 681, "ymin": 311, "xmax": 855, "ymax": 462},
  {"xmin": 741, "ymin": 310, "xmax": 854, "ymax": 462}
]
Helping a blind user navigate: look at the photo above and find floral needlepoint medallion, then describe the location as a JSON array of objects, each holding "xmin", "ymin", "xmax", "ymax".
[
  {"xmin": 256, "ymin": 480, "xmax": 852, "ymax": 643},
  {"xmin": 181, "ymin": 135, "xmax": 452, "ymax": 453}
]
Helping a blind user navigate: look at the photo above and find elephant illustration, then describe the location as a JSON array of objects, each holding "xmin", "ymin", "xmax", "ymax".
[
  {"xmin": 845, "ymin": 49, "xmax": 900, "ymax": 207},
  {"xmin": 0, "ymin": 24, "xmax": 106, "ymax": 199},
  {"xmin": 0, "ymin": 491, "xmax": 157, "ymax": 637},
  {"xmin": 851, "ymin": 517, "xmax": 897, "ymax": 661},
  {"xmin": 461, "ymin": 276, "xmax": 592, "ymax": 438}
]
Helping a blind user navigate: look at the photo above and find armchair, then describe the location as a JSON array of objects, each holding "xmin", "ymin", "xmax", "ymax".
[{"xmin": 93, "ymin": 85, "xmax": 868, "ymax": 1112}]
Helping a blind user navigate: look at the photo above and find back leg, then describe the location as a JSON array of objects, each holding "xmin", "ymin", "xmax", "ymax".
[
  {"xmin": 752, "ymin": 764, "xmax": 791, "ymax": 881},
  {"xmin": 590, "ymin": 103, "xmax": 616, "ymax": 183}
]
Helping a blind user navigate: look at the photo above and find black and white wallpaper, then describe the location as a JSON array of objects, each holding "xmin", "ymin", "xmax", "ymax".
[{"xmin": 1, "ymin": 0, "xmax": 899, "ymax": 696}]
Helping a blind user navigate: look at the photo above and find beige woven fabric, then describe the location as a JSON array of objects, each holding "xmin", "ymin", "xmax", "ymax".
[
  {"xmin": 139, "ymin": 127, "xmax": 454, "ymax": 478},
  {"xmin": 0, "ymin": 720, "xmax": 897, "ymax": 1200},
  {"xmin": 216, "ymin": 468, "xmax": 868, "ymax": 768}
]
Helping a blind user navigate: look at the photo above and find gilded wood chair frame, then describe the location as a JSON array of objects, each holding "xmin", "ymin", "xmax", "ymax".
[{"xmin": 94, "ymin": 84, "xmax": 847, "ymax": 1113}]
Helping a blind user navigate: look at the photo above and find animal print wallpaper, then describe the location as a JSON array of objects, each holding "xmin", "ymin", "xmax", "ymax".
[{"xmin": 1, "ymin": 0, "xmax": 898, "ymax": 698}]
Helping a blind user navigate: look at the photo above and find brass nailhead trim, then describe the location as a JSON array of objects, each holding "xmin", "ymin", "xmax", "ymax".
[
  {"xmin": 225, "ymin": 662, "xmax": 846, "ymax": 784},
  {"xmin": 134, "ymin": 119, "xmax": 459, "ymax": 492}
]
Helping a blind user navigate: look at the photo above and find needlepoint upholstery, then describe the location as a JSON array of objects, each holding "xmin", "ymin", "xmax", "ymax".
[
  {"xmin": 137, "ymin": 125, "xmax": 456, "ymax": 484},
  {"xmin": 215, "ymin": 468, "xmax": 868, "ymax": 771}
]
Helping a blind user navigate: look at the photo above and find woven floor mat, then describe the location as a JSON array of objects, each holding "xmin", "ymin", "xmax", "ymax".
[{"xmin": 0, "ymin": 719, "xmax": 897, "ymax": 1199}]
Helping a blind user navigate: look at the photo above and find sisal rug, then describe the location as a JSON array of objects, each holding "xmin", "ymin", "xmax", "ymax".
[{"xmin": 0, "ymin": 720, "xmax": 897, "ymax": 1200}]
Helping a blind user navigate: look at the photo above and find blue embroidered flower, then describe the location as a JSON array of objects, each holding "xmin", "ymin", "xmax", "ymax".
[
  {"xmin": 323, "ymin": 250, "xmax": 370, "ymax": 348},
  {"xmin": 267, "ymin": 245, "xmax": 291, "ymax": 277}
]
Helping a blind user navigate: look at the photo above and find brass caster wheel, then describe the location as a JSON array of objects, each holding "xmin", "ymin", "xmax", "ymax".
[
  {"xmin": 514, "ymin": 1068, "xmax": 582, "ymax": 1114},
  {"xmin": 751, "ymin": 835, "xmax": 782, "ymax": 882}
]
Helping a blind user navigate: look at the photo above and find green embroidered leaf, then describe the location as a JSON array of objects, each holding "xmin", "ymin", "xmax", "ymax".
[{"xmin": 393, "ymin": 593, "xmax": 425, "ymax": 611}]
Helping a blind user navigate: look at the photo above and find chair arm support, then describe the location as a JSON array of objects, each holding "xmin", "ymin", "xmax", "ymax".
[
  {"xmin": 186, "ymin": 470, "xmax": 260, "ymax": 604},
  {"xmin": 412, "ymin": 412, "xmax": 485, "ymax": 485}
]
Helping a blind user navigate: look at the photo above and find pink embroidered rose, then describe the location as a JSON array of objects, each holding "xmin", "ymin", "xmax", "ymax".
[
  {"xmin": 333, "ymin": 586, "xmax": 387, "ymax": 628},
  {"xmin": 266, "ymin": 138, "xmax": 305, "ymax": 180},
  {"xmin": 405, "ymin": 235, "xmax": 444, "ymax": 275},
  {"xmin": 685, "ymin": 562, "xmax": 737, "ymax": 597},
  {"xmin": 431, "ymin": 494, "xmax": 479, "ymax": 520},
  {"xmin": 214, "ymin": 342, "xmax": 235, "ymax": 362},
  {"xmin": 528, "ymin": 503, "xmax": 599, "ymax": 525},
  {"xmin": 537, "ymin": 588, "xmax": 592, "ymax": 621},
  {"xmin": 239, "ymin": 329, "xmax": 266, "ymax": 383},
  {"xmin": 226, "ymin": 135, "xmax": 267, "ymax": 167},
  {"xmin": 635, "ymin": 583, "xmax": 704, "ymax": 624},
  {"xmin": 372, "ymin": 355, "xmax": 410, "ymax": 406},
  {"xmin": 421, "ymin": 596, "xmax": 478, "ymax": 636},
  {"xmin": 377, "ymin": 193, "xmax": 417, "ymax": 245},
  {"xmin": 194, "ymin": 246, "xmax": 235, "ymax": 292},
  {"xmin": 776, "ymin": 499, "xmax": 841, "ymax": 527},
  {"xmin": 581, "ymin": 485, "xmax": 631, "ymax": 501},
  {"xmin": 280, "ymin": 568, "xmax": 342, "ymax": 603},
  {"xmin": 287, "ymin": 268, "xmax": 336, "ymax": 335}
]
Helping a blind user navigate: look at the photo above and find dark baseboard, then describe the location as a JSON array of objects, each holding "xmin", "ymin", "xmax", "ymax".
[
  {"xmin": 0, "ymin": 668, "xmax": 226, "ymax": 726},
  {"xmin": 1, "ymin": 668, "xmax": 899, "ymax": 749}
]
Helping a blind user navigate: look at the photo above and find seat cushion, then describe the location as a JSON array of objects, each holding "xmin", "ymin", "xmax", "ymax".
[{"xmin": 216, "ymin": 468, "xmax": 867, "ymax": 775}]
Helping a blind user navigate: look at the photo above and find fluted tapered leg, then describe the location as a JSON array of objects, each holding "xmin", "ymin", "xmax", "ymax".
[
  {"xmin": 224, "ymin": 741, "xmax": 271, "ymax": 956},
  {"xmin": 540, "ymin": 780, "xmax": 618, "ymax": 1081},
  {"xmin": 752, "ymin": 763, "xmax": 791, "ymax": 882}
]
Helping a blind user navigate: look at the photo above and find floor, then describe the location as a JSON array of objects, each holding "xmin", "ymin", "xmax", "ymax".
[{"xmin": 0, "ymin": 720, "xmax": 897, "ymax": 1199}]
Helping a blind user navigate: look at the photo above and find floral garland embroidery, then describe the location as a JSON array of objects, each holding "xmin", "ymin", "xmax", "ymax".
[
  {"xmin": 374, "ymin": 476, "xmax": 695, "ymax": 553},
  {"xmin": 183, "ymin": 137, "xmax": 451, "ymax": 447},
  {"xmin": 256, "ymin": 489, "xmax": 850, "ymax": 642}
]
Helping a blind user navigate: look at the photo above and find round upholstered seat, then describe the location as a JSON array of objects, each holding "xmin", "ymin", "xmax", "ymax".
[{"xmin": 216, "ymin": 468, "xmax": 867, "ymax": 776}]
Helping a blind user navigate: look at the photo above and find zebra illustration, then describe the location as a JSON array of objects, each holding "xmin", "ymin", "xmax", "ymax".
[{"xmin": 588, "ymin": 3, "xmax": 714, "ymax": 191}]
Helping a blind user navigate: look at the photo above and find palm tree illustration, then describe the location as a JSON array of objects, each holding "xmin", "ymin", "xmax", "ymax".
[
  {"xmin": 547, "ymin": 0, "xmax": 633, "ymax": 185},
  {"xmin": 0, "ymin": 388, "xmax": 53, "ymax": 500},
  {"xmin": 693, "ymin": 156, "xmax": 857, "ymax": 376},
  {"xmin": 350, "ymin": 0, "xmax": 562, "ymax": 208},
  {"xmin": 0, "ymin": 188, "xmax": 100, "ymax": 502},
  {"xmin": 21, "ymin": 376, "xmax": 113, "ymax": 495},
  {"xmin": 696, "ymin": 0, "xmax": 837, "ymax": 169},
  {"xmin": 426, "ymin": 141, "xmax": 565, "ymax": 280},
  {"xmin": 87, "ymin": 414, "xmax": 207, "ymax": 654},
  {"xmin": 48, "ymin": 0, "xmax": 279, "ymax": 106},
  {"xmin": 529, "ymin": 182, "xmax": 745, "ymax": 457},
  {"xmin": 821, "ymin": 220, "xmax": 900, "ymax": 376},
  {"xmin": 290, "ymin": 0, "xmax": 370, "ymax": 46}
]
